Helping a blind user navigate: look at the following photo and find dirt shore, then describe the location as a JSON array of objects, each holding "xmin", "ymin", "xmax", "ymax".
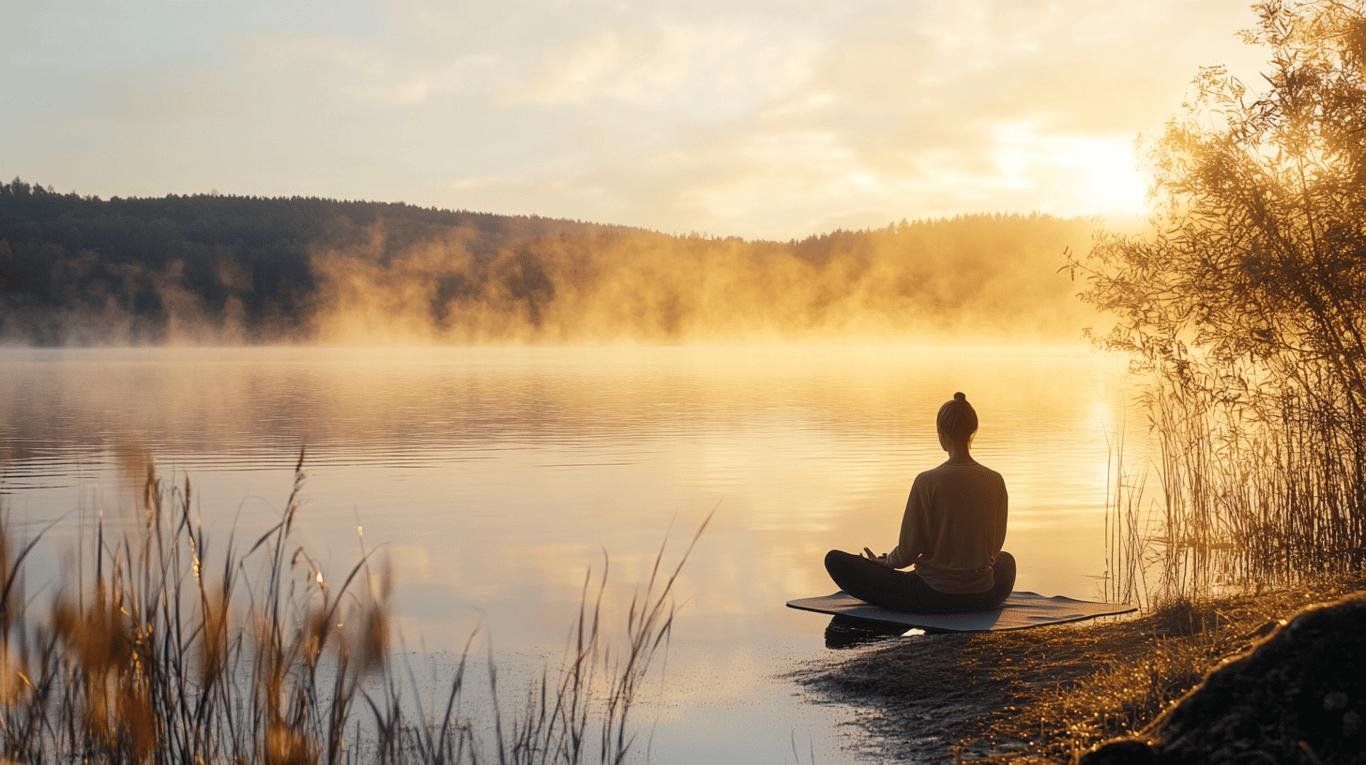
[{"xmin": 794, "ymin": 579, "xmax": 1365, "ymax": 762}]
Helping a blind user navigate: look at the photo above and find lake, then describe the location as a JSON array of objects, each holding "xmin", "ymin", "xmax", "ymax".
[{"xmin": 0, "ymin": 344, "xmax": 1144, "ymax": 761}]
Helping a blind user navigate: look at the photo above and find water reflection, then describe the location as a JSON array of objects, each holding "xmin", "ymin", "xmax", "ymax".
[
  {"xmin": 0, "ymin": 344, "xmax": 1144, "ymax": 759},
  {"xmin": 823, "ymin": 616, "xmax": 911, "ymax": 649}
]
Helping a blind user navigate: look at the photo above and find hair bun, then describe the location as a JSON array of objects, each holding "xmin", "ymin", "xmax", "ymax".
[{"xmin": 953, "ymin": 392, "xmax": 966, "ymax": 402}]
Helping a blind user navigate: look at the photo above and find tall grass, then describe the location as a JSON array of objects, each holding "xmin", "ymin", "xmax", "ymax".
[
  {"xmin": 1103, "ymin": 378, "xmax": 1364, "ymax": 604},
  {"xmin": 0, "ymin": 452, "xmax": 706, "ymax": 763},
  {"xmin": 1101, "ymin": 429, "xmax": 1154, "ymax": 609}
]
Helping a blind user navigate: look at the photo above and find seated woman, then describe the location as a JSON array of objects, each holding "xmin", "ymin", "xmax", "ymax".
[{"xmin": 825, "ymin": 392, "xmax": 1016, "ymax": 613}]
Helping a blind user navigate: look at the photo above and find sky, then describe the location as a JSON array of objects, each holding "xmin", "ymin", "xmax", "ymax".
[{"xmin": 4, "ymin": 0, "xmax": 1269, "ymax": 239}]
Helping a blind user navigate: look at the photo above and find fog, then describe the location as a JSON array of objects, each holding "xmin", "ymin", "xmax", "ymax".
[
  {"xmin": 306, "ymin": 215, "xmax": 1100, "ymax": 345},
  {"xmin": 0, "ymin": 187, "xmax": 1102, "ymax": 345}
]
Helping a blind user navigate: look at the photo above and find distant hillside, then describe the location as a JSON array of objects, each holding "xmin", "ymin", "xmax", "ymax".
[{"xmin": 0, "ymin": 179, "xmax": 1099, "ymax": 344}]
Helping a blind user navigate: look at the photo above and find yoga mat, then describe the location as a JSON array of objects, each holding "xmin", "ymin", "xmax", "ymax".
[{"xmin": 786, "ymin": 591, "xmax": 1136, "ymax": 632}]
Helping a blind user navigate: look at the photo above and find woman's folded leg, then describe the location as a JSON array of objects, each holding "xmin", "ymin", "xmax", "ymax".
[
  {"xmin": 823, "ymin": 550, "xmax": 922, "ymax": 611},
  {"xmin": 991, "ymin": 551, "xmax": 1017, "ymax": 607},
  {"xmin": 823, "ymin": 550, "xmax": 1016, "ymax": 614}
]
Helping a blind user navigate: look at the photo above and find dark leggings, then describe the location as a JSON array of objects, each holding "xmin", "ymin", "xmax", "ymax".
[{"xmin": 823, "ymin": 550, "xmax": 1016, "ymax": 613}]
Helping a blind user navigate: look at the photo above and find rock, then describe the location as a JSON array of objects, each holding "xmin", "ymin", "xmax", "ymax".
[
  {"xmin": 1081, "ymin": 589, "xmax": 1366, "ymax": 764},
  {"xmin": 1078, "ymin": 738, "xmax": 1157, "ymax": 764}
]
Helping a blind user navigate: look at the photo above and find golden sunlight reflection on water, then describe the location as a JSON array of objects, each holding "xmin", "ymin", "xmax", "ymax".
[{"xmin": 0, "ymin": 344, "xmax": 1147, "ymax": 760}]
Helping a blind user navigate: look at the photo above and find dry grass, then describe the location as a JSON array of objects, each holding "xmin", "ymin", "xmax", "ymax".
[
  {"xmin": 0, "ymin": 452, "xmax": 706, "ymax": 764},
  {"xmin": 1099, "ymin": 381, "xmax": 1364, "ymax": 612},
  {"xmin": 995, "ymin": 586, "xmax": 1352, "ymax": 764},
  {"xmin": 1139, "ymin": 382, "xmax": 1364, "ymax": 600},
  {"xmin": 797, "ymin": 580, "xmax": 1363, "ymax": 763}
]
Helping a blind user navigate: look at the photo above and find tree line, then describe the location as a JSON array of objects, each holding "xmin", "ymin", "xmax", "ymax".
[{"xmin": 0, "ymin": 180, "xmax": 1096, "ymax": 344}]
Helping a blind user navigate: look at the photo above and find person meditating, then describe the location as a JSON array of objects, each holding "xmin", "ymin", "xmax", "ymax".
[{"xmin": 824, "ymin": 392, "xmax": 1016, "ymax": 613}]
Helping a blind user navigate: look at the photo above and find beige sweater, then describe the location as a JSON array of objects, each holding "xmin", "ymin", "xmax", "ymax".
[{"xmin": 885, "ymin": 460, "xmax": 1008, "ymax": 593}]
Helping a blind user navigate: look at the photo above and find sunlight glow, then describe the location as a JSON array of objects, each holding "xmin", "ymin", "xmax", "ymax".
[
  {"xmin": 1070, "ymin": 140, "xmax": 1150, "ymax": 217},
  {"xmin": 993, "ymin": 123, "xmax": 1151, "ymax": 217}
]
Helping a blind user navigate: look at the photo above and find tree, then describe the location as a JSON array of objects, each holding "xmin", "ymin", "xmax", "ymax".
[
  {"xmin": 1077, "ymin": 0, "xmax": 1365, "ymax": 424},
  {"xmin": 1075, "ymin": 0, "xmax": 1366, "ymax": 582}
]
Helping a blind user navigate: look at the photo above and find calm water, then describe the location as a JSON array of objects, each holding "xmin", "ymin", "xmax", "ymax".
[{"xmin": 0, "ymin": 344, "xmax": 1142, "ymax": 761}]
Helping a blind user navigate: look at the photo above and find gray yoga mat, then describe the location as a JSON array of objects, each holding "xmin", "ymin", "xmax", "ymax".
[{"xmin": 786, "ymin": 591, "xmax": 1136, "ymax": 632}]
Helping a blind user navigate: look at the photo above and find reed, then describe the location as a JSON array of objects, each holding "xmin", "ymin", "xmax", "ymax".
[
  {"xmin": 1104, "ymin": 376, "xmax": 1364, "ymax": 604},
  {"xmin": 1101, "ymin": 428, "xmax": 1154, "ymax": 609},
  {"xmin": 0, "ymin": 453, "xmax": 705, "ymax": 763}
]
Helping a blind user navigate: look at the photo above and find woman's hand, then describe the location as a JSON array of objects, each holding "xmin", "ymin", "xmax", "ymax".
[{"xmin": 862, "ymin": 547, "xmax": 890, "ymax": 566}]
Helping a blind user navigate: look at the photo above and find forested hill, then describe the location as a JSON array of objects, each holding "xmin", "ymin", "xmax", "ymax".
[{"xmin": 0, "ymin": 179, "xmax": 1099, "ymax": 344}]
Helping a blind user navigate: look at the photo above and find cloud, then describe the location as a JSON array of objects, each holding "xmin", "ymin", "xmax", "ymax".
[
  {"xmin": 3, "ymin": 0, "xmax": 1269, "ymax": 238},
  {"xmin": 466, "ymin": 0, "xmax": 1267, "ymax": 237},
  {"xmin": 509, "ymin": 21, "xmax": 817, "ymax": 112},
  {"xmin": 248, "ymin": 34, "xmax": 500, "ymax": 107}
]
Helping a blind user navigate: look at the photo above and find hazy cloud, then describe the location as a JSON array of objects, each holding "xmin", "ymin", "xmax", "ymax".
[{"xmin": 2, "ymin": 0, "xmax": 1268, "ymax": 237}]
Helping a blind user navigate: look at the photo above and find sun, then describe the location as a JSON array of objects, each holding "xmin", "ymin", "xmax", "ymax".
[
  {"xmin": 1074, "ymin": 139, "xmax": 1151, "ymax": 217},
  {"xmin": 992, "ymin": 124, "xmax": 1152, "ymax": 218}
]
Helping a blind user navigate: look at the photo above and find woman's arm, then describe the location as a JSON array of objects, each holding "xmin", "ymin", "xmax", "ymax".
[
  {"xmin": 884, "ymin": 476, "xmax": 928, "ymax": 569},
  {"xmin": 991, "ymin": 474, "xmax": 1008, "ymax": 554}
]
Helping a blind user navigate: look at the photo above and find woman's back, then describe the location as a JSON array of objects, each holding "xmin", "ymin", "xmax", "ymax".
[{"xmin": 902, "ymin": 461, "xmax": 1008, "ymax": 593}]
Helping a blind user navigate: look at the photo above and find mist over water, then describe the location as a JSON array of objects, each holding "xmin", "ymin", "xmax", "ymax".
[
  {"xmin": 305, "ymin": 216, "xmax": 1099, "ymax": 344},
  {"xmin": 0, "ymin": 343, "xmax": 1144, "ymax": 760},
  {"xmin": 0, "ymin": 188, "xmax": 1100, "ymax": 346}
]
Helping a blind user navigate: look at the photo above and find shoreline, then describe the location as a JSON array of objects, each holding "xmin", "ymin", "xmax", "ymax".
[{"xmin": 796, "ymin": 578, "xmax": 1366, "ymax": 762}]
